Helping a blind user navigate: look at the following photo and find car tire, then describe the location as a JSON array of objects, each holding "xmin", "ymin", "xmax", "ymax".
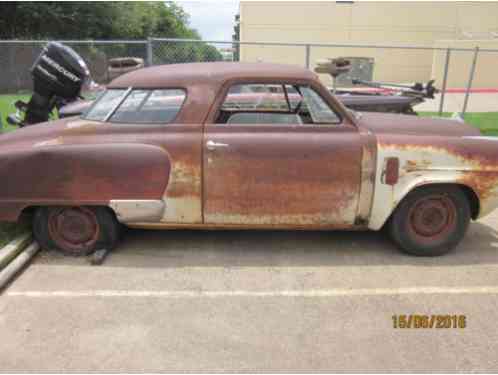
[
  {"xmin": 33, "ymin": 206, "xmax": 121, "ymax": 256},
  {"xmin": 387, "ymin": 186, "xmax": 470, "ymax": 256}
]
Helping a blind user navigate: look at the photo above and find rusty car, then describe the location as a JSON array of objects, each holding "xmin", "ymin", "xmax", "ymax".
[{"xmin": 0, "ymin": 62, "xmax": 495, "ymax": 257}]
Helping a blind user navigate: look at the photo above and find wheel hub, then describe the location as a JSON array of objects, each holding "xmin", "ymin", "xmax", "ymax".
[
  {"xmin": 409, "ymin": 195, "xmax": 456, "ymax": 239},
  {"xmin": 48, "ymin": 207, "xmax": 100, "ymax": 253}
]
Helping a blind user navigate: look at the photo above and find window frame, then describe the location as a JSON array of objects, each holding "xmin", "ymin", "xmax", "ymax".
[
  {"xmin": 81, "ymin": 87, "xmax": 188, "ymax": 125},
  {"xmin": 213, "ymin": 81, "xmax": 343, "ymax": 126},
  {"xmin": 299, "ymin": 85, "xmax": 342, "ymax": 125}
]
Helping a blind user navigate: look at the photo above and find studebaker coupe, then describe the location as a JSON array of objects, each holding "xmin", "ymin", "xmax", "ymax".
[{"xmin": 0, "ymin": 62, "xmax": 496, "ymax": 256}]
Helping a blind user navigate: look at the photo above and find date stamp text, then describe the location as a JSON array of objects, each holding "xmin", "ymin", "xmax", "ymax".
[{"xmin": 392, "ymin": 314, "xmax": 466, "ymax": 329}]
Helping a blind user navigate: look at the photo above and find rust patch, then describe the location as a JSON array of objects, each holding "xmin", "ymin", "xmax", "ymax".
[
  {"xmin": 355, "ymin": 132, "xmax": 377, "ymax": 225},
  {"xmin": 458, "ymin": 171, "xmax": 498, "ymax": 202},
  {"xmin": 63, "ymin": 120, "xmax": 100, "ymax": 135},
  {"xmin": 203, "ymin": 124, "xmax": 363, "ymax": 226},
  {"xmin": 379, "ymin": 136, "xmax": 498, "ymax": 170},
  {"xmin": 0, "ymin": 144, "xmax": 170, "ymax": 203},
  {"xmin": 404, "ymin": 159, "xmax": 433, "ymax": 173},
  {"xmin": 379, "ymin": 134, "xmax": 498, "ymax": 215}
]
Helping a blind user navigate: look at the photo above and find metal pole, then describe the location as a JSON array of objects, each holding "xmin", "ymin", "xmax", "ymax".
[
  {"xmin": 146, "ymin": 37, "xmax": 153, "ymax": 66},
  {"xmin": 305, "ymin": 44, "xmax": 310, "ymax": 68},
  {"xmin": 462, "ymin": 46, "xmax": 479, "ymax": 116},
  {"xmin": 438, "ymin": 48, "xmax": 451, "ymax": 116},
  {"xmin": 0, "ymin": 242, "xmax": 40, "ymax": 292}
]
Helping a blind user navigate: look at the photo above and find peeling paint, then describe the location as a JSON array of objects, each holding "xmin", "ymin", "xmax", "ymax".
[{"xmin": 368, "ymin": 135, "xmax": 498, "ymax": 230}]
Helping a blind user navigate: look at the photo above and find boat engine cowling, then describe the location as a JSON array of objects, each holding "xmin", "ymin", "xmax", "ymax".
[{"xmin": 17, "ymin": 42, "xmax": 90, "ymax": 125}]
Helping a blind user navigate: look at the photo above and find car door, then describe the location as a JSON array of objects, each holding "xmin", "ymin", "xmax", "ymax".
[{"xmin": 203, "ymin": 82, "xmax": 363, "ymax": 228}]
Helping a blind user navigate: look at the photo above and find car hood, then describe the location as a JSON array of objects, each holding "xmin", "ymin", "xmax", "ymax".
[{"xmin": 357, "ymin": 112, "xmax": 481, "ymax": 137}]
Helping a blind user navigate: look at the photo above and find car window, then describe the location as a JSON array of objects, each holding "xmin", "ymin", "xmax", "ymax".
[
  {"xmin": 300, "ymin": 87, "xmax": 340, "ymax": 124},
  {"xmin": 227, "ymin": 112, "xmax": 302, "ymax": 125},
  {"xmin": 110, "ymin": 89, "xmax": 186, "ymax": 123},
  {"xmin": 83, "ymin": 89, "xmax": 128, "ymax": 121},
  {"xmin": 83, "ymin": 88, "xmax": 186, "ymax": 124},
  {"xmin": 218, "ymin": 83, "xmax": 340, "ymax": 125},
  {"xmin": 222, "ymin": 84, "xmax": 291, "ymax": 111}
]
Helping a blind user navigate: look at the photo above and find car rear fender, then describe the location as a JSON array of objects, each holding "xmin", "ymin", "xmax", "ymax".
[{"xmin": 0, "ymin": 143, "xmax": 170, "ymax": 222}]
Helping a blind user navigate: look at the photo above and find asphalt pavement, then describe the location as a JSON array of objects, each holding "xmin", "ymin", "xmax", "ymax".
[{"xmin": 2, "ymin": 211, "xmax": 498, "ymax": 372}]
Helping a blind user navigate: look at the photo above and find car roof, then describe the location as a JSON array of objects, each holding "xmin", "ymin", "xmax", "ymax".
[{"xmin": 108, "ymin": 62, "xmax": 318, "ymax": 89}]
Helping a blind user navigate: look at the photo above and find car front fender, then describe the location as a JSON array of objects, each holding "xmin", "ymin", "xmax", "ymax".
[{"xmin": 368, "ymin": 137, "xmax": 498, "ymax": 230}]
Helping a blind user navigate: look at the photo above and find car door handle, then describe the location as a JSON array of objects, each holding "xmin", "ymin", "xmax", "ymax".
[{"xmin": 206, "ymin": 140, "xmax": 229, "ymax": 151}]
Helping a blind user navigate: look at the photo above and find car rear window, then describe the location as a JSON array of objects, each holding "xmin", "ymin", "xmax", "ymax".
[{"xmin": 82, "ymin": 88, "xmax": 186, "ymax": 124}]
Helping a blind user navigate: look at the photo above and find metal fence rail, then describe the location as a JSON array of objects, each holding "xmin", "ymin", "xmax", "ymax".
[{"xmin": 2, "ymin": 38, "xmax": 498, "ymax": 115}]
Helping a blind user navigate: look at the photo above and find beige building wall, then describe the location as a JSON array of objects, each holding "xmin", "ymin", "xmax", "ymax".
[
  {"xmin": 432, "ymin": 39, "xmax": 498, "ymax": 88},
  {"xmin": 239, "ymin": 1, "xmax": 498, "ymax": 87}
]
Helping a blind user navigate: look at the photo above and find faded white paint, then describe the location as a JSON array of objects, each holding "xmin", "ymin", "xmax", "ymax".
[
  {"xmin": 33, "ymin": 138, "xmax": 63, "ymax": 147},
  {"xmin": 160, "ymin": 197, "xmax": 202, "ymax": 223},
  {"xmin": 160, "ymin": 160, "xmax": 202, "ymax": 224},
  {"xmin": 368, "ymin": 140, "xmax": 498, "ymax": 230},
  {"xmin": 109, "ymin": 200, "xmax": 165, "ymax": 223}
]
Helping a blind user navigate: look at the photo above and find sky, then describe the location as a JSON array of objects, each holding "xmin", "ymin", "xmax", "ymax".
[{"xmin": 175, "ymin": 1, "xmax": 240, "ymax": 41}]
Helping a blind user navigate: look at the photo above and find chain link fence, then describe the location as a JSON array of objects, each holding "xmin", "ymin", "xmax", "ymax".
[
  {"xmin": 0, "ymin": 40, "xmax": 148, "ymax": 93},
  {"xmin": 1, "ymin": 38, "xmax": 498, "ymax": 115},
  {"xmin": 149, "ymin": 38, "xmax": 229, "ymax": 65}
]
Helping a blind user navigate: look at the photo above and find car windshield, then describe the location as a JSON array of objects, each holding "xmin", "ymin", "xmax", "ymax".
[{"xmin": 82, "ymin": 88, "xmax": 186, "ymax": 124}]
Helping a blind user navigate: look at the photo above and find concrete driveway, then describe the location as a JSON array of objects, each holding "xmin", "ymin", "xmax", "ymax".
[{"xmin": 2, "ymin": 211, "xmax": 498, "ymax": 372}]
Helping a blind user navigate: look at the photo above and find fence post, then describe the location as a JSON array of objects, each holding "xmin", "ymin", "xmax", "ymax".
[
  {"xmin": 438, "ymin": 48, "xmax": 451, "ymax": 116},
  {"xmin": 146, "ymin": 37, "xmax": 153, "ymax": 66},
  {"xmin": 305, "ymin": 44, "xmax": 310, "ymax": 69},
  {"xmin": 462, "ymin": 46, "xmax": 479, "ymax": 116}
]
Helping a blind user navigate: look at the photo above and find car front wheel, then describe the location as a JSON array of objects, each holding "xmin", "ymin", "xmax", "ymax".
[
  {"xmin": 33, "ymin": 206, "xmax": 121, "ymax": 256},
  {"xmin": 387, "ymin": 186, "xmax": 471, "ymax": 256}
]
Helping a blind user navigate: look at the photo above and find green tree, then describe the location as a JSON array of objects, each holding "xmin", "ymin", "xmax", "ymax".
[
  {"xmin": 232, "ymin": 13, "xmax": 240, "ymax": 61},
  {"xmin": 0, "ymin": 2, "xmax": 201, "ymax": 40},
  {"xmin": 0, "ymin": 1, "xmax": 223, "ymax": 87}
]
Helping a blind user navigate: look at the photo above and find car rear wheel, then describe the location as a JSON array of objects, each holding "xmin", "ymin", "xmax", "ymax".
[
  {"xmin": 33, "ymin": 206, "xmax": 121, "ymax": 256},
  {"xmin": 388, "ymin": 186, "xmax": 470, "ymax": 256}
]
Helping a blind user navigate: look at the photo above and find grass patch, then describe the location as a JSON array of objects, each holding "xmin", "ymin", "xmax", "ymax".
[
  {"xmin": 463, "ymin": 112, "xmax": 498, "ymax": 137},
  {"xmin": 0, "ymin": 94, "xmax": 31, "ymax": 132},
  {"xmin": 419, "ymin": 112, "xmax": 498, "ymax": 137},
  {"xmin": 0, "ymin": 222, "xmax": 29, "ymax": 248}
]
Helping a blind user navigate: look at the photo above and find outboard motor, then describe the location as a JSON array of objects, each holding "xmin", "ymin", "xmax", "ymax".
[{"xmin": 7, "ymin": 42, "xmax": 90, "ymax": 127}]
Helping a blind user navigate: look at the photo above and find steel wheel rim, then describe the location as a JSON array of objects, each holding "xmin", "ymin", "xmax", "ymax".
[
  {"xmin": 407, "ymin": 194, "xmax": 457, "ymax": 244},
  {"xmin": 48, "ymin": 207, "xmax": 100, "ymax": 254}
]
